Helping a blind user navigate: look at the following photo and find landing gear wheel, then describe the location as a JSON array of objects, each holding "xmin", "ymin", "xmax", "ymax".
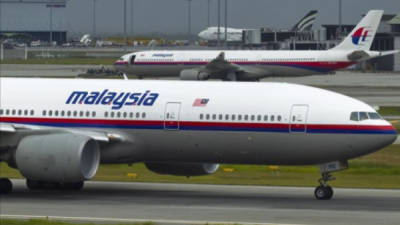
[
  {"xmin": 314, "ymin": 185, "xmax": 333, "ymax": 200},
  {"xmin": 0, "ymin": 178, "xmax": 13, "ymax": 194}
]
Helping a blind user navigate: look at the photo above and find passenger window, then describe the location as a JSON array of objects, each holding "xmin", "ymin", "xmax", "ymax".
[
  {"xmin": 55, "ymin": 110, "xmax": 59, "ymax": 116},
  {"xmin": 92, "ymin": 111, "xmax": 96, "ymax": 117},
  {"xmin": 231, "ymin": 115, "xmax": 236, "ymax": 120},
  {"xmin": 200, "ymin": 114, "xmax": 204, "ymax": 120},
  {"xmin": 104, "ymin": 112, "xmax": 108, "ymax": 117},
  {"xmin": 225, "ymin": 114, "xmax": 229, "ymax": 120},
  {"xmin": 24, "ymin": 110, "xmax": 28, "ymax": 115},
  {"xmin": 42, "ymin": 110, "xmax": 46, "ymax": 116},
  {"xmin": 359, "ymin": 112, "xmax": 369, "ymax": 121},
  {"xmin": 350, "ymin": 112, "xmax": 359, "ymax": 121},
  {"xmin": 292, "ymin": 116, "xmax": 295, "ymax": 122},
  {"xmin": 18, "ymin": 109, "xmax": 22, "ymax": 115},
  {"xmin": 67, "ymin": 111, "xmax": 71, "ymax": 117},
  {"xmin": 206, "ymin": 114, "xmax": 210, "ymax": 120},
  {"xmin": 86, "ymin": 111, "xmax": 90, "ymax": 117},
  {"xmin": 271, "ymin": 115, "xmax": 275, "ymax": 121},
  {"xmin": 61, "ymin": 111, "xmax": 65, "ymax": 116},
  {"xmin": 0, "ymin": 109, "xmax": 3, "ymax": 115},
  {"xmin": 129, "ymin": 112, "xmax": 133, "ymax": 118},
  {"xmin": 79, "ymin": 111, "xmax": 84, "ymax": 117},
  {"xmin": 73, "ymin": 111, "xmax": 78, "ymax": 117},
  {"xmin": 218, "ymin": 114, "xmax": 223, "ymax": 120},
  {"xmin": 12, "ymin": 109, "xmax": 16, "ymax": 115},
  {"xmin": 244, "ymin": 115, "xmax": 248, "ymax": 121},
  {"xmin": 264, "ymin": 115, "xmax": 268, "ymax": 121},
  {"xmin": 123, "ymin": 112, "xmax": 127, "ymax": 118},
  {"xmin": 238, "ymin": 115, "xmax": 242, "ymax": 120},
  {"xmin": 212, "ymin": 114, "xmax": 216, "ymax": 120},
  {"xmin": 251, "ymin": 115, "xmax": 255, "ymax": 121},
  {"xmin": 278, "ymin": 115, "xmax": 282, "ymax": 121},
  {"xmin": 136, "ymin": 112, "xmax": 140, "ymax": 118},
  {"xmin": 117, "ymin": 112, "xmax": 121, "ymax": 118},
  {"xmin": 49, "ymin": 110, "xmax": 53, "ymax": 116},
  {"xmin": 111, "ymin": 112, "xmax": 115, "ymax": 118},
  {"xmin": 30, "ymin": 110, "xmax": 34, "ymax": 116},
  {"xmin": 257, "ymin": 115, "xmax": 261, "ymax": 121},
  {"xmin": 142, "ymin": 112, "xmax": 146, "ymax": 118}
]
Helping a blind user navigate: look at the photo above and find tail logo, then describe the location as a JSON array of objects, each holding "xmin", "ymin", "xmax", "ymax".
[{"xmin": 351, "ymin": 27, "xmax": 371, "ymax": 45}]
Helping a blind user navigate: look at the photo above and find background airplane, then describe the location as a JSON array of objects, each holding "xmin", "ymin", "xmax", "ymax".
[
  {"xmin": 115, "ymin": 10, "xmax": 398, "ymax": 81},
  {"xmin": 0, "ymin": 78, "xmax": 397, "ymax": 199},
  {"xmin": 198, "ymin": 10, "xmax": 318, "ymax": 42}
]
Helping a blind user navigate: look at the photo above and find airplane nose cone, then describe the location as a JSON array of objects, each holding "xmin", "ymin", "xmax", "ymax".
[
  {"xmin": 113, "ymin": 60, "xmax": 129, "ymax": 70},
  {"xmin": 198, "ymin": 31, "xmax": 207, "ymax": 40}
]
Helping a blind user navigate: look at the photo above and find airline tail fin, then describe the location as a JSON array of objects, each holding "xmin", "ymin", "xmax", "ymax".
[
  {"xmin": 291, "ymin": 10, "xmax": 318, "ymax": 32},
  {"xmin": 332, "ymin": 10, "xmax": 383, "ymax": 51}
]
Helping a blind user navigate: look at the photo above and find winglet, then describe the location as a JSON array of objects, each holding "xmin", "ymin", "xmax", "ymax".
[{"xmin": 333, "ymin": 10, "xmax": 383, "ymax": 51}]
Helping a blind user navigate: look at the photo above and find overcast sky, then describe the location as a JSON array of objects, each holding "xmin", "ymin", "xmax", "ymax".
[{"xmin": 66, "ymin": 0, "xmax": 399, "ymax": 36}]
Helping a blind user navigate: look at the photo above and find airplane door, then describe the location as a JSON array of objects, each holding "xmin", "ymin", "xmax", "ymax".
[
  {"xmin": 164, "ymin": 102, "xmax": 181, "ymax": 130},
  {"xmin": 290, "ymin": 105, "xmax": 309, "ymax": 133}
]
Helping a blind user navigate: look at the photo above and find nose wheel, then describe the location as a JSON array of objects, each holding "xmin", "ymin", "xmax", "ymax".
[{"xmin": 314, "ymin": 161, "xmax": 348, "ymax": 200}]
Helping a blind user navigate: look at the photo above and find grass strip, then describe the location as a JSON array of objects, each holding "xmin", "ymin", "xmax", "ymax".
[
  {"xmin": 0, "ymin": 58, "xmax": 115, "ymax": 65},
  {"xmin": 0, "ymin": 219, "xmax": 154, "ymax": 225}
]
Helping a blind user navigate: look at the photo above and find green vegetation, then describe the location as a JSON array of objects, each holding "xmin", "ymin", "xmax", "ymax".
[
  {"xmin": 378, "ymin": 106, "xmax": 400, "ymax": 116},
  {"xmin": 2, "ymin": 144, "xmax": 400, "ymax": 189},
  {"xmin": 0, "ymin": 219, "xmax": 154, "ymax": 225},
  {"xmin": 0, "ymin": 58, "xmax": 115, "ymax": 65}
]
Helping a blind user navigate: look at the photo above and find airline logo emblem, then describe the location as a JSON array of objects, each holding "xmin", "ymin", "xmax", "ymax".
[
  {"xmin": 193, "ymin": 98, "xmax": 209, "ymax": 107},
  {"xmin": 351, "ymin": 27, "xmax": 371, "ymax": 45},
  {"xmin": 66, "ymin": 89, "xmax": 159, "ymax": 110}
]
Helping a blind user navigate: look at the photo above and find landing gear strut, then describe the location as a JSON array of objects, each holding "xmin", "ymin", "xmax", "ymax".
[
  {"xmin": 0, "ymin": 178, "xmax": 12, "ymax": 194},
  {"xmin": 314, "ymin": 161, "xmax": 348, "ymax": 200}
]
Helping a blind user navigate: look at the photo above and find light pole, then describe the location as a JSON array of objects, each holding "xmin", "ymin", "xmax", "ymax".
[
  {"xmin": 217, "ymin": 0, "xmax": 220, "ymax": 47},
  {"xmin": 131, "ymin": 0, "xmax": 134, "ymax": 37},
  {"xmin": 49, "ymin": 5, "xmax": 53, "ymax": 44},
  {"xmin": 123, "ymin": 0, "xmax": 127, "ymax": 47},
  {"xmin": 338, "ymin": 0, "xmax": 342, "ymax": 34},
  {"xmin": 224, "ymin": 0, "xmax": 227, "ymax": 46},
  {"xmin": 187, "ymin": 0, "xmax": 192, "ymax": 44},
  {"xmin": 93, "ymin": 0, "xmax": 96, "ymax": 37},
  {"xmin": 207, "ymin": 0, "xmax": 210, "ymax": 27}
]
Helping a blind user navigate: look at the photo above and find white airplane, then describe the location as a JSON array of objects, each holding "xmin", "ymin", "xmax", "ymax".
[
  {"xmin": 0, "ymin": 78, "xmax": 397, "ymax": 200},
  {"xmin": 115, "ymin": 10, "xmax": 398, "ymax": 81},
  {"xmin": 198, "ymin": 10, "xmax": 318, "ymax": 42}
]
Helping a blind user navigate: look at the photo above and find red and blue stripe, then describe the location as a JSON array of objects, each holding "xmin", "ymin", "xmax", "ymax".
[{"xmin": 1, "ymin": 117, "xmax": 396, "ymax": 135}]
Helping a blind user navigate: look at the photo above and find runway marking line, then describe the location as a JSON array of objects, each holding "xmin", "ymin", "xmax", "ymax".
[{"xmin": 0, "ymin": 214, "xmax": 306, "ymax": 225}]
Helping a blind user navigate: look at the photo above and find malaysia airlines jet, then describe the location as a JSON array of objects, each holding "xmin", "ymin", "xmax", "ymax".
[
  {"xmin": 115, "ymin": 10, "xmax": 398, "ymax": 81},
  {"xmin": 0, "ymin": 78, "xmax": 397, "ymax": 199},
  {"xmin": 198, "ymin": 10, "xmax": 318, "ymax": 42}
]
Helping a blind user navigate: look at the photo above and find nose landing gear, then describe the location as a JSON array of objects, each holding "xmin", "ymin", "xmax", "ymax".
[{"xmin": 315, "ymin": 161, "xmax": 348, "ymax": 200}]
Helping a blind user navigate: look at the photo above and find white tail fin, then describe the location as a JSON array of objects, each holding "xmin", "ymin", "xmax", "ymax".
[{"xmin": 332, "ymin": 10, "xmax": 383, "ymax": 51}]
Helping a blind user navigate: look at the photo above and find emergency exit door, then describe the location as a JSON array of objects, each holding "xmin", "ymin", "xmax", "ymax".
[
  {"xmin": 289, "ymin": 105, "xmax": 309, "ymax": 133},
  {"xmin": 164, "ymin": 102, "xmax": 181, "ymax": 130}
]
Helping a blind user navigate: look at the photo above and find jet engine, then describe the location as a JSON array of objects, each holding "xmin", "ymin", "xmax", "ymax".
[
  {"xmin": 145, "ymin": 162, "xmax": 219, "ymax": 176},
  {"xmin": 15, "ymin": 133, "xmax": 100, "ymax": 183},
  {"xmin": 180, "ymin": 69, "xmax": 210, "ymax": 80}
]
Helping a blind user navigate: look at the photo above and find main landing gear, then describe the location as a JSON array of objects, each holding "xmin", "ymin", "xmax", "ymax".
[
  {"xmin": 0, "ymin": 178, "xmax": 13, "ymax": 194},
  {"xmin": 314, "ymin": 161, "xmax": 348, "ymax": 200}
]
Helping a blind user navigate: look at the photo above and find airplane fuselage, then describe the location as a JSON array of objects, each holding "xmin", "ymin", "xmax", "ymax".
[{"xmin": 0, "ymin": 78, "xmax": 396, "ymax": 165}]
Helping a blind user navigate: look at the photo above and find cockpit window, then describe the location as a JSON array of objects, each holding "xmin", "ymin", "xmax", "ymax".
[
  {"xmin": 350, "ymin": 111, "xmax": 383, "ymax": 121},
  {"xmin": 359, "ymin": 112, "xmax": 369, "ymax": 121},
  {"xmin": 368, "ymin": 112, "xmax": 382, "ymax": 120},
  {"xmin": 350, "ymin": 112, "xmax": 359, "ymax": 121}
]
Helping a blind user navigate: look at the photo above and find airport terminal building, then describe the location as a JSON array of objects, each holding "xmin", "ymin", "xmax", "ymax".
[{"xmin": 0, "ymin": 0, "xmax": 68, "ymax": 44}]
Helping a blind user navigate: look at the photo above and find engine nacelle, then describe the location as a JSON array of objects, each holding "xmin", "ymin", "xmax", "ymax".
[
  {"xmin": 15, "ymin": 133, "xmax": 100, "ymax": 182},
  {"xmin": 145, "ymin": 162, "xmax": 219, "ymax": 176},
  {"xmin": 180, "ymin": 69, "xmax": 209, "ymax": 80}
]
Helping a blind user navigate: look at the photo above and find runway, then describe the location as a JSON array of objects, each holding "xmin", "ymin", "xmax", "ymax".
[{"xmin": 2, "ymin": 180, "xmax": 400, "ymax": 225}]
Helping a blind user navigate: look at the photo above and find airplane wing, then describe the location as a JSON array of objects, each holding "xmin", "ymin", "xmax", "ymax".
[
  {"xmin": 0, "ymin": 122, "xmax": 124, "ymax": 142},
  {"xmin": 180, "ymin": 52, "xmax": 258, "ymax": 81}
]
